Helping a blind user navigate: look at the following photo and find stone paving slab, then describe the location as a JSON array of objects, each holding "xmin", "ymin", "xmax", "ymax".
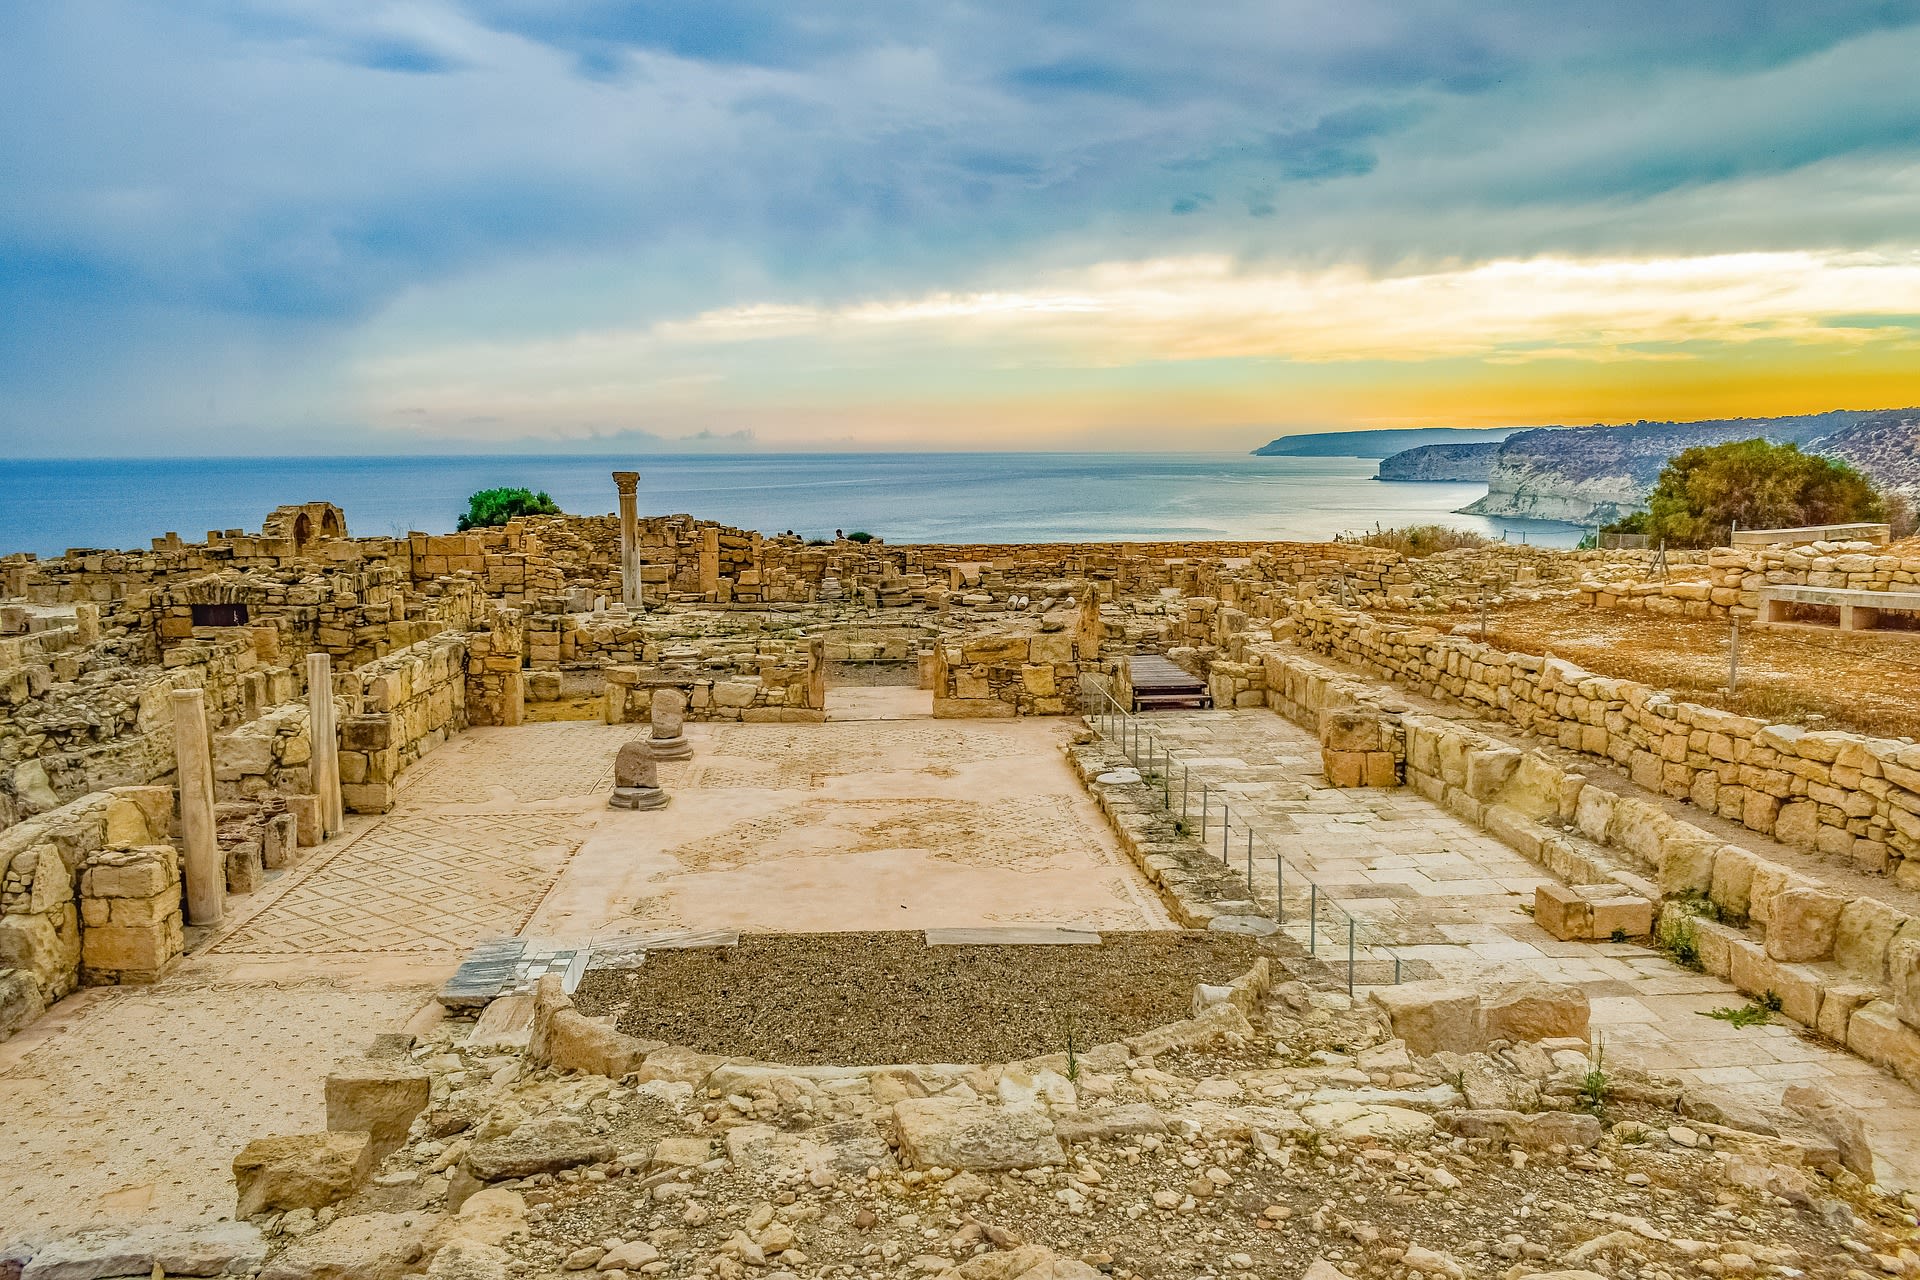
[{"xmin": 1138, "ymin": 707, "xmax": 1920, "ymax": 1191}]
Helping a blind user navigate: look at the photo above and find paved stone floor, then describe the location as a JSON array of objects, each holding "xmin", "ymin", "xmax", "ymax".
[
  {"xmin": 1138, "ymin": 706, "xmax": 1920, "ymax": 1191},
  {"xmin": 0, "ymin": 712, "xmax": 1163, "ymax": 1248}
]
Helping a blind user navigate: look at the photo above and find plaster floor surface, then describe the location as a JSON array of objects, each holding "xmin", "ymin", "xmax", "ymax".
[
  {"xmin": 1134, "ymin": 705, "xmax": 1920, "ymax": 1193},
  {"xmin": 0, "ymin": 709, "xmax": 1166, "ymax": 1249}
]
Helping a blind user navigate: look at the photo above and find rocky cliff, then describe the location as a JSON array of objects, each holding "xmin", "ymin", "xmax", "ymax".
[
  {"xmin": 1459, "ymin": 409, "xmax": 1919, "ymax": 525},
  {"xmin": 1252, "ymin": 426, "xmax": 1515, "ymax": 457},
  {"xmin": 1375, "ymin": 442, "xmax": 1502, "ymax": 481},
  {"xmin": 1819, "ymin": 412, "xmax": 1920, "ymax": 497}
]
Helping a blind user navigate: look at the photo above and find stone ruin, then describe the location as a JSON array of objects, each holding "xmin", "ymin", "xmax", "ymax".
[
  {"xmin": 647, "ymin": 686, "xmax": 692, "ymax": 760},
  {"xmin": 9, "ymin": 475, "xmax": 1920, "ymax": 1275},
  {"xmin": 607, "ymin": 739, "xmax": 668, "ymax": 811}
]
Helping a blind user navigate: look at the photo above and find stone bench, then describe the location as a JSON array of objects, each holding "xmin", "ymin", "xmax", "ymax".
[
  {"xmin": 1758, "ymin": 585, "xmax": 1920, "ymax": 635},
  {"xmin": 1731, "ymin": 522, "xmax": 1889, "ymax": 548}
]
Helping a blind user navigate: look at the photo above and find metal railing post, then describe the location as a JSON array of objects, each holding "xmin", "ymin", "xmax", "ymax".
[
  {"xmin": 1221, "ymin": 808, "xmax": 1230, "ymax": 862},
  {"xmin": 1275, "ymin": 856, "xmax": 1283, "ymax": 924},
  {"xmin": 1181, "ymin": 767, "xmax": 1189, "ymax": 822},
  {"xmin": 1200, "ymin": 785, "xmax": 1208, "ymax": 837},
  {"xmin": 1245, "ymin": 828, "xmax": 1253, "ymax": 891},
  {"xmin": 1347, "ymin": 918, "xmax": 1356, "ymax": 997}
]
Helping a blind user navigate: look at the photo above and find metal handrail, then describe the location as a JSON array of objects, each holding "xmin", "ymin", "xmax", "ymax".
[{"xmin": 1080, "ymin": 676, "xmax": 1404, "ymax": 993}]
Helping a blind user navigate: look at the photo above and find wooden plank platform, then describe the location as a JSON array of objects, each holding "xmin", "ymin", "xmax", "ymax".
[{"xmin": 1128, "ymin": 653, "xmax": 1213, "ymax": 712}]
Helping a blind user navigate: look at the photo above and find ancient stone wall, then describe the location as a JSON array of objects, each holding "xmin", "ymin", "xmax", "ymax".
[
  {"xmin": 465, "ymin": 607, "xmax": 525, "ymax": 729},
  {"xmin": 1287, "ymin": 603, "xmax": 1920, "ymax": 884},
  {"xmin": 1577, "ymin": 541, "xmax": 1920, "ymax": 620},
  {"xmin": 336, "ymin": 633, "xmax": 471, "ymax": 814},
  {"xmin": 1, "ymin": 634, "xmax": 291, "ymax": 834},
  {"xmin": 603, "ymin": 637, "xmax": 825, "ymax": 725},
  {"xmin": 1251, "ymin": 643, "xmax": 1920, "ymax": 1085},
  {"xmin": 930, "ymin": 597, "xmax": 1105, "ymax": 718},
  {"xmin": 0, "ymin": 784, "xmax": 180, "ymax": 1039},
  {"xmin": 212, "ymin": 702, "xmax": 314, "ymax": 802}
]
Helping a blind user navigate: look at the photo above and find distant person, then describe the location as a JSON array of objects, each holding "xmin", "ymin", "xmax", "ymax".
[{"xmin": 835, "ymin": 528, "xmax": 844, "ymax": 540}]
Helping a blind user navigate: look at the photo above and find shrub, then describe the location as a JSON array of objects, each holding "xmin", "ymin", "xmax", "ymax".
[
  {"xmin": 846, "ymin": 530, "xmax": 875, "ymax": 544},
  {"xmin": 1602, "ymin": 439, "xmax": 1885, "ymax": 547},
  {"xmin": 457, "ymin": 487, "xmax": 562, "ymax": 531},
  {"xmin": 1346, "ymin": 524, "xmax": 1493, "ymax": 556}
]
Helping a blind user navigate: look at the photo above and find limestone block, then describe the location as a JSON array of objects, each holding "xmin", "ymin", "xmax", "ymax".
[
  {"xmin": 1533, "ymin": 883, "xmax": 1591, "ymax": 942},
  {"xmin": 232, "ymin": 1131, "xmax": 374, "ymax": 1217},
  {"xmin": 0, "ymin": 968, "xmax": 45, "ymax": 1041},
  {"xmin": 1655, "ymin": 830, "xmax": 1719, "ymax": 896},
  {"xmin": 103, "ymin": 798, "xmax": 153, "ymax": 849},
  {"xmin": 1764, "ymin": 887, "xmax": 1846, "ymax": 963},
  {"xmin": 1816, "ymin": 984, "xmax": 1875, "ymax": 1045},
  {"xmin": 1369, "ymin": 982, "xmax": 1482, "ymax": 1056},
  {"xmin": 1773, "ymin": 800, "xmax": 1820, "ymax": 850},
  {"xmin": 1708, "ymin": 846, "xmax": 1758, "ymax": 923},
  {"xmin": 1572, "ymin": 786, "xmax": 1616, "ymax": 843},
  {"xmin": 1480, "ymin": 981, "xmax": 1589, "ymax": 1044},
  {"xmin": 257, "ymin": 1210, "xmax": 443, "ymax": 1280},
  {"xmin": 1846, "ymin": 1000, "xmax": 1920, "ymax": 1087},
  {"xmin": 1589, "ymin": 894, "xmax": 1652, "ymax": 940},
  {"xmin": 0, "ymin": 909, "xmax": 79, "ymax": 998},
  {"xmin": 1322, "ymin": 710, "xmax": 1384, "ymax": 753},
  {"xmin": 711, "ymin": 680, "xmax": 759, "ymax": 709},
  {"xmin": 17, "ymin": 1222, "xmax": 266, "ymax": 1280},
  {"xmin": 1833, "ymin": 899, "xmax": 1905, "ymax": 983},
  {"xmin": 1463, "ymin": 746, "xmax": 1522, "ymax": 802},
  {"xmin": 326, "ymin": 1058, "xmax": 431, "ymax": 1158},
  {"xmin": 891, "ymin": 1098, "xmax": 1064, "ymax": 1171},
  {"xmin": 1892, "ymin": 929, "xmax": 1920, "ymax": 1030},
  {"xmin": 1728, "ymin": 942, "xmax": 1824, "ymax": 1027},
  {"xmin": 286, "ymin": 794, "xmax": 323, "ymax": 846},
  {"xmin": 1781, "ymin": 1083, "xmax": 1874, "ymax": 1180},
  {"xmin": 79, "ymin": 919, "xmax": 180, "ymax": 979},
  {"xmin": 424, "ymin": 1241, "xmax": 510, "ymax": 1280},
  {"xmin": 1502, "ymin": 754, "xmax": 1568, "ymax": 820},
  {"xmin": 464, "ymin": 1117, "xmax": 616, "ymax": 1181},
  {"xmin": 262, "ymin": 812, "xmax": 298, "ymax": 870},
  {"xmin": 1322, "ymin": 751, "xmax": 1365, "ymax": 788},
  {"xmin": 1438, "ymin": 1108, "xmax": 1602, "ymax": 1150},
  {"xmin": 81, "ymin": 846, "xmax": 175, "ymax": 899},
  {"xmin": 960, "ymin": 635, "xmax": 1030, "ymax": 666},
  {"xmin": 526, "ymin": 974, "xmax": 657, "ymax": 1078}
]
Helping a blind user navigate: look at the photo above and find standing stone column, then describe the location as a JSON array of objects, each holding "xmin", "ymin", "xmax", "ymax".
[
  {"xmin": 170, "ymin": 688, "xmax": 223, "ymax": 927},
  {"xmin": 648, "ymin": 688, "xmax": 692, "ymax": 760},
  {"xmin": 306, "ymin": 653, "xmax": 344, "ymax": 837},
  {"xmin": 609, "ymin": 739, "xmax": 669, "ymax": 810},
  {"xmin": 613, "ymin": 470, "xmax": 642, "ymax": 610}
]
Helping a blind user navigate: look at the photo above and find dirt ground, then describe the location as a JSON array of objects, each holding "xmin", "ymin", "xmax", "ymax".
[
  {"xmin": 572, "ymin": 931, "xmax": 1265, "ymax": 1063},
  {"xmin": 1385, "ymin": 598, "xmax": 1920, "ymax": 740}
]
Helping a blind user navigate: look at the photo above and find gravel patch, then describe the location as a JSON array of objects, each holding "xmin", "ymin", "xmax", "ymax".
[{"xmin": 572, "ymin": 930, "xmax": 1266, "ymax": 1064}]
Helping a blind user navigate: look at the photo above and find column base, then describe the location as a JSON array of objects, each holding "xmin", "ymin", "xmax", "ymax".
[
  {"xmin": 609, "ymin": 786, "xmax": 670, "ymax": 811},
  {"xmin": 648, "ymin": 734, "xmax": 693, "ymax": 760}
]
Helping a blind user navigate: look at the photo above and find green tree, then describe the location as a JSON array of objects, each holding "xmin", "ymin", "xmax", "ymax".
[
  {"xmin": 1603, "ymin": 439, "xmax": 1885, "ymax": 547},
  {"xmin": 457, "ymin": 487, "xmax": 563, "ymax": 531}
]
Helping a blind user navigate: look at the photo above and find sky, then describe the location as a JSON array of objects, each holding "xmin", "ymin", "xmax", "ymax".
[{"xmin": 4, "ymin": 2, "xmax": 1920, "ymax": 456}]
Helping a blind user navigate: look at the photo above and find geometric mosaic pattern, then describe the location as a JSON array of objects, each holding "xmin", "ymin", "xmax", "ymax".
[
  {"xmin": 395, "ymin": 725, "xmax": 623, "ymax": 806},
  {"xmin": 643, "ymin": 793, "xmax": 1172, "ymax": 931},
  {"xmin": 0, "ymin": 983, "xmax": 425, "ymax": 1246},
  {"xmin": 213, "ymin": 811, "xmax": 587, "ymax": 954}
]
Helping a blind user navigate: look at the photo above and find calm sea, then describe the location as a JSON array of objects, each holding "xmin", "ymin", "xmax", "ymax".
[{"xmin": 0, "ymin": 453, "xmax": 1577, "ymax": 559}]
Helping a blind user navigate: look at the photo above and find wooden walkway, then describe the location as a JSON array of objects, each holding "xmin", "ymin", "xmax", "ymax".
[{"xmin": 1129, "ymin": 654, "xmax": 1213, "ymax": 712}]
